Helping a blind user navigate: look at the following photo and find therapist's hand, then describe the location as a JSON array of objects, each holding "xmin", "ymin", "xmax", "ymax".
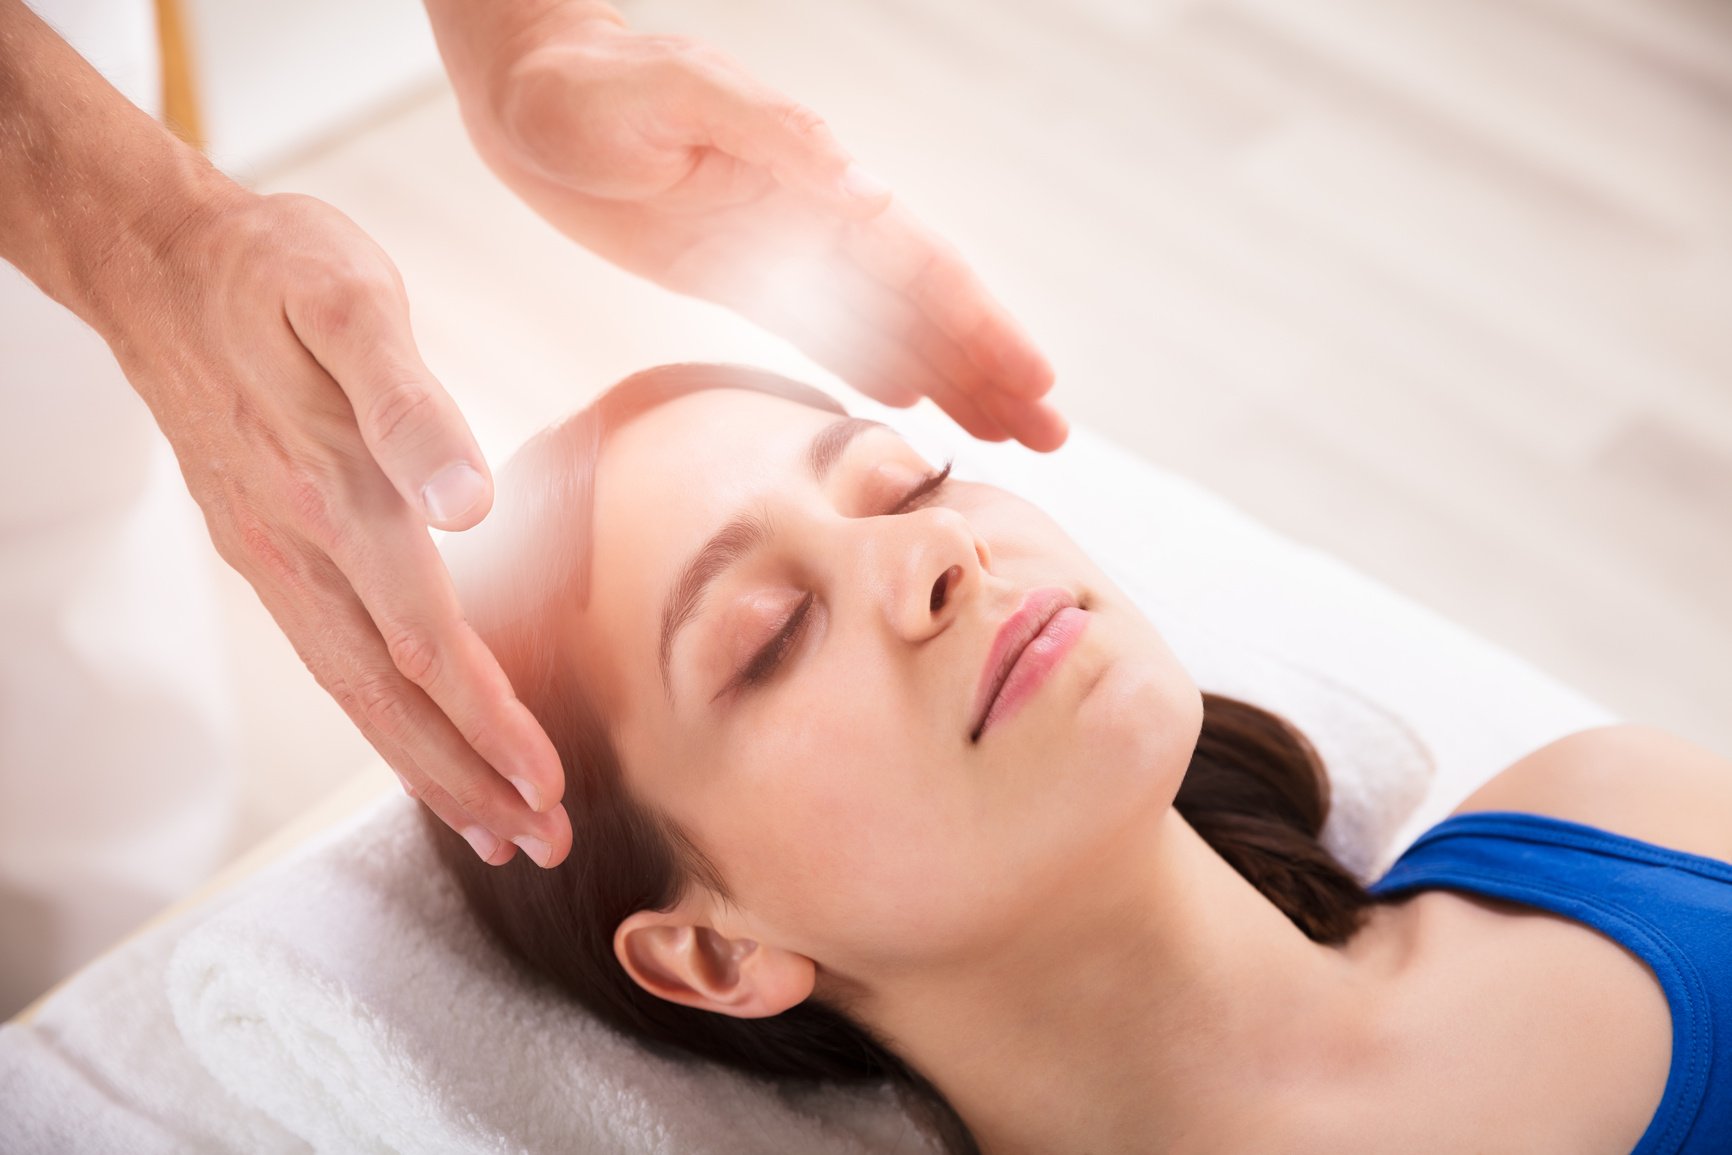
[
  {"xmin": 430, "ymin": 0, "xmax": 1067, "ymax": 450},
  {"xmin": 114, "ymin": 187, "xmax": 572, "ymax": 869},
  {"xmin": 0, "ymin": 0, "xmax": 559, "ymax": 867}
]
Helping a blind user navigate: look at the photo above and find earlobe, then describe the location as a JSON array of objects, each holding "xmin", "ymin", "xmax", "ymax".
[{"xmin": 615, "ymin": 910, "xmax": 816, "ymax": 1019}]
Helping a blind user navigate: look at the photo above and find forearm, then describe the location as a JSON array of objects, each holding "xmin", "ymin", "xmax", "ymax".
[{"xmin": 0, "ymin": 0, "xmax": 234, "ymax": 333}]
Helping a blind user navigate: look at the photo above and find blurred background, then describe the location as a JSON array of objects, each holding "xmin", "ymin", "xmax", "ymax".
[
  {"xmin": 8, "ymin": 0, "xmax": 1730, "ymax": 1009},
  {"xmin": 189, "ymin": 0, "xmax": 1731, "ymax": 847}
]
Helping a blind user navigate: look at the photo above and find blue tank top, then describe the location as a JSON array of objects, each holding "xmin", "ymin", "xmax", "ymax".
[{"xmin": 1368, "ymin": 810, "xmax": 1732, "ymax": 1155}]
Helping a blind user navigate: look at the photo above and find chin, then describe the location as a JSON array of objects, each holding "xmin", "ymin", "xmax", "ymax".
[{"xmin": 1073, "ymin": 651, "xmax": 1199, "ymax": 811}]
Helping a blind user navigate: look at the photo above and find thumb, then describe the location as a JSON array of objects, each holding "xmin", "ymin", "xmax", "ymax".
[
  {"xmin": 287, "ymin": 274, "xmax": 494, "ymax": 531},
  {"xmin": 688, "ymin": 68, "xmax": 892, "ymax": 218}
]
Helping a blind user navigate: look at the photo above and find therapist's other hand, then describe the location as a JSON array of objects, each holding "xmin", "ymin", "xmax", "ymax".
[
  {"xmin": 444, "ymin": 1, "xmax": 1067, "ymax": 450},
  {"xmin": 117, "ymin": 188, "xmax": 571, "ymax": 868}
]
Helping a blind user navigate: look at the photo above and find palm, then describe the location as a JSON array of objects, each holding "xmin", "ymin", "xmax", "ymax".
[
  {"xmin": 469, "ymin": 8, "xmax": 1066, "ymax": 449},
  {"xmin": 502, "ymin": 132, "xmax": 1066, "ymax": 449}
]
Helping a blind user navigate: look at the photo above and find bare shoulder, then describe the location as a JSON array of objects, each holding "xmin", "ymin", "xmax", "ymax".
[{"xmin": 1451, "ymin": 724, "xmax": 1732, "ymax": 864}]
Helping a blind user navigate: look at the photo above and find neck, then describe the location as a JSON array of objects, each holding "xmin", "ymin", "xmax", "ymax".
[{"xmin": 865, "ymin": 810, "xmax": 1417, "ymax": 1155}]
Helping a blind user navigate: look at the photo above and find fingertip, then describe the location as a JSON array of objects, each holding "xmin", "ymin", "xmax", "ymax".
[
  {"xmin": 463, "ymin": 825, "xmax": 513, "ymax": 865},
  {"xmin": 509, "ymin": 775, "xmax": 546, "ymax": 812},
  {"xmin": 523, "ymin": 729, "xmax": 567, "ymax": 812},
  {"xmin": 512, "ymin": 768, "xmax": 565, "ymax": 814},
  {"xmin": 835, "ymin": 163, "xmax": 894, "ymax": 217},
  {"xmin": 547, "ymin": 804, "xmax": 573, "ymax": 869},
  {"xmin": 980, "ymin": 388, "xmax": 1067, "ymax": 452},
  {"xmin": 422, "ymin": 461, "xmax": 493, "ymax": 530},
  {"xmin": 1024, "ymin": 405, "xmax": 1070, "ymax": 453},
  {"xmin": 840, "ymin": 162, "xmax": 891, "ymax": 200}
]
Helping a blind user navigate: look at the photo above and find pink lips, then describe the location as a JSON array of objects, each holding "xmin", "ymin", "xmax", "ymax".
[{"xmin": 970, "ymin": 587, "xmax": 1087, "ymax": 741}]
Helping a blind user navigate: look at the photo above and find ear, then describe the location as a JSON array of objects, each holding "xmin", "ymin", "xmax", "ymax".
[{"xmin": 614, "ymin": 907, "xmax": 816, "ymax": 1019}]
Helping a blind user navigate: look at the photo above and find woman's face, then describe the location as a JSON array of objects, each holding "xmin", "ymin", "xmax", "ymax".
[{"xmin": 576, "ymin": 388, "xmax": 1202, "ymax": 978}]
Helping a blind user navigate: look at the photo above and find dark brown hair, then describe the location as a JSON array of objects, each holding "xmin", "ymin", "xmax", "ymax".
[{"xmin": 420, "ymin": 363, "xmax": 1373, "ymax": 1154}]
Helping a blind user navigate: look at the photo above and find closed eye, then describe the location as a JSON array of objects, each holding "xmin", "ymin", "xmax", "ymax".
[
  {"xmin": 715, "ymin": 457, "xmax": 955, "ymax": 700},
  {"xmin": 888, "ymin": 458, "xmax": 953, "ymax": 514}
]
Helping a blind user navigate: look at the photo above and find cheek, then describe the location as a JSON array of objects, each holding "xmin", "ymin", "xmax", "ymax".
[
  {"xmin": 691, "ymin": 676, "xmax": 981, "ymax": 955},
  {"xmin": 951, "ymin": 623, "xmax": 1202, "ymax": 930},
  {"xmin": 1044, "ymin": 605, "xmax": 1205, "ymax": 843},
  {"xmin": 1071, "ymin": 652, "xmax": 1202, "ymax": 827}
]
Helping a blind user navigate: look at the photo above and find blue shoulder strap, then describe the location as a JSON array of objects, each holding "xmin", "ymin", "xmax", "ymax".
[{"xmin": 1369, "ymin": 810, "xmax": 1732, "ymax": 1155}]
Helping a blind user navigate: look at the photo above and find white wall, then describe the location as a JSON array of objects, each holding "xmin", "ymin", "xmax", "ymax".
[{"xmin": 183, "ymin": 0, "xmax": 445, "ymax": 179}]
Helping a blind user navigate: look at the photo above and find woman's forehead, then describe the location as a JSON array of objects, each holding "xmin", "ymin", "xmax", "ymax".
[
  {"xmin": 594, "ymin": 389, "xmax": 842, "ymax": 552},
  {"xmin": 615, "ymin": 384, "xmax": 836, "ymax": 471},
  {"xmin": 579, "ymin": 390, "xmax": 847, "ymax": 709}
]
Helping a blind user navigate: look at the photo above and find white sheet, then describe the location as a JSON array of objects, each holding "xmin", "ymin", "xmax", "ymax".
[{"xmin": 0, "ymin": 410, "xmax": 1615, "ymax": 1153}]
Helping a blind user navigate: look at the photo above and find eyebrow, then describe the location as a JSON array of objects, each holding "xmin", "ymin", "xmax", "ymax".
[{"xmin": 657, "ymin": 415, "xmax": 889, "ymax": 700}]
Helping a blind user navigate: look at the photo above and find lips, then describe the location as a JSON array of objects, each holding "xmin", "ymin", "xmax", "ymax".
[{"xmin": 970, "ymin": 587, "xmax": 1079, "ymax": 740}]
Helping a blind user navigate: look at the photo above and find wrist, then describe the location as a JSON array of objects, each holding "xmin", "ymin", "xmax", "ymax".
[
  {"xmin": 0, "ymin": 0, "xmax": 247, "ymax": 339},
  {"xmin": 427, "ymin": 0, "xmax": 626, "ymax": 163},
  {"xmin": 74, "ymin": 142, "xmax": 247, "ymax": 341}
]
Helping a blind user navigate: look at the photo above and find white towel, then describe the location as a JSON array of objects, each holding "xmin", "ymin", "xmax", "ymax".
[
  {"xmin": 0, "ymin": 414, "xmax": 1616, "ymax": 1153},
  {"xmin": 0, "ymin": 869, "xmax": 304, "ymax": 1153},
  {"xmin": 169, "ymin": 791, "xmax": 943, "ymax": 1155}
]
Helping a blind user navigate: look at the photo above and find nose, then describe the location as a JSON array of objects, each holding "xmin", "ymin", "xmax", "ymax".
[{"xmin": 867, "ymin": 506, "xmax": 991, "ymax": 642}]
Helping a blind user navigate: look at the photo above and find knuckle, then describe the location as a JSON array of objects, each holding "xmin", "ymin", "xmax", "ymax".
[
  {"xmin": 299, "ymin": 259, "xmax": 396, "ymax": 341},
  {"xmin": 501, "ymin": 66, "xmax": 571, "ymax": 151},
  {"xmin": 906, "ymin": 248, "xmax": 958, "ymax": 304},
  {"xmin": 656, "ymin": 32, "xmax": 704, "ymax": 57},
  {"xmin": 774, "ymin": 101, "xmax": 829, "ymax": 142},
  {"xmin": 456, "ymin": 714, "xmax": 499, "ymax": 764},
  {"xmin": 264, "ymin": 190, "xmax": 327, "ymax": 225},
  {"xmin": 229, "ymin": 507, "xmax": 302, "ymax": 589},
  {"xmin": 299, "ymin": 274, "xmax": 362, "ymax": 339},
  {"xmin": 327, "ymin": 676, "xmax": 362, "ymax": 723},
  {"xmin": 680, "ymin": 40, "xmax": 736, "ymax": 71},
  {"xmin": 331, "ymin": 250, "xmax": 397, "ymax": 296},
  {"xmin": 384, "ymin": 624, "xmax": 442, "ymax": 688},
  {"xmin": 446, "ymin": 773, "xmax": 495, "ymax": 820},
  {"xmin": 351, "ymin": 668, "xmax": 416, "ymax": 742},
  {"xmin": 364, "ymin": 380, "xmax": 438, "ymax": 451},
  {"xmin": 282, "ymin": 464, "xmax": 342, "ymax": 553},
  {"xmin": 200, "ymin": 496, "xmax": 246, "ymax": 568},
  {"xmin": 497, "ymin": 58, "xmax": 616, "ymax": 178}
]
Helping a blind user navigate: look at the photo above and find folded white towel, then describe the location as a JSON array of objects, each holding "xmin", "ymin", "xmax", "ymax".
[
  {"xmin": 0, "ymin": 871, "xmax": 303, "ymax": 1153},
  {"xmin": 0, "ymin": 414, "xmax": 1615, "ymax": 1153},
  {"xmin": 170, "ymin": 791, "xmax": 944, "ymax": 1155}
]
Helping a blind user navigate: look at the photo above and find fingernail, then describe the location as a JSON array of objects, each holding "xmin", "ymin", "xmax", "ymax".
[
  {"xmin": 461, "ymin": 825, "xmax": 502, "ymax": 862},
  {"xmin": 513, "ymin": 835, "xmax": 552, "ymax": 868},
  {"xmin": 421, "ymin": 462, "xmax": 486, "ymax": 524},
  {"xmin": 509, "ymin": 775, "xmax": 542, "ymax": 811},
  {"xmin": 839, "ymin": 162, "xmax": 890, "ymax": 201}
]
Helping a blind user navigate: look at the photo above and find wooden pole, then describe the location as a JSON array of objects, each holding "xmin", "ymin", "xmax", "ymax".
[{"xmin": 154, "ymin": 0, "xmax": 204, "ymax": 150}]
